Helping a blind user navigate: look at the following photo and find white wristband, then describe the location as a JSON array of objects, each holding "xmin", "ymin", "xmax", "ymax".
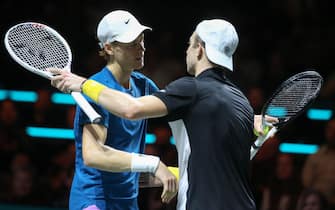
[{"xmin": 131, "ymin": 153, "xmax": 160, "ymax": 174}]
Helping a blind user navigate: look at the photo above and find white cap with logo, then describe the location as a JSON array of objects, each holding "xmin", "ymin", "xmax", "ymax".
[
  {"xmin": 97, "ymin": 10, "xmax": 152, "ymax": 47},
  {"xmin": 196, "ymin": 19, "xmax": 239, "ymax": 71}
]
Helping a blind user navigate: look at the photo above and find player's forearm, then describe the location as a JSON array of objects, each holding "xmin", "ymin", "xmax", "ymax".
[
  {"xmin": 99, "ymin": 90, "xmax": 168, "ymax": 119},
  {"xmin": 81, "ymin": 79, "xmax": 143, "ymax": 119},
  {"xmin": 82, "ymin": 134, "xmax": 160, "ymax": 173},
  {"xmin": 82, "ymin": 80, "xmax": 168, "ymax": 120},
  {"xmin": 99, "ymin": 87, "xmax": 143, "ymax": 119},
  {"xmin": 85, "ymin": 146, "xmax": 160, "ymax": 174},
  {"xmin": 84, "ymin": 145, "xmax": 132, "ymax": 172}
]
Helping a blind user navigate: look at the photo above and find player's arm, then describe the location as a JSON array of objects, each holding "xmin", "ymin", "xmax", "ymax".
[
  {"xmin": 82, "ymin": 123, "xmax": 165, "ymax": 173},
  {"xmin": 48, "ymin": 68, "xmax": 168, "ymax": 120},
  {"xmin": 81, "ymin": 123, "xmax": 132, "ymax": 172},
  {"xmin": 98, "ymin": 89, "xmax": 168, "ymax": 120},
  {"xmin": 82, "ymin": 123, "xmax": 177, "ymax": 202},
  {"xmin": 78, "ymin": 79, "xmax": 167, "ymax": 120}
]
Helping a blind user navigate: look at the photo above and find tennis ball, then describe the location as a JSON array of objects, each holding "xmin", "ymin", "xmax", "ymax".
[
  {"xmin": 168, "ymin": 166, "xmax": 179, "ymax": 181},
  {"xmin": 254, "ymin": 126, "xmax": 270, "ymax": 137}
]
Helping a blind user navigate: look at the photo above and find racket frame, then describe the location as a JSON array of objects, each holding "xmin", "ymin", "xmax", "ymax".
[
  {"xmin": 4, "ymin": 22, "xmax": 72, "ymax": 79},
  {"xmin": 250, "ymin": 70, "xmax": 323, "ymax": 160},
  {"xmin": 4, "ymin": 22, "xmax": 102, "ymax": 123}
]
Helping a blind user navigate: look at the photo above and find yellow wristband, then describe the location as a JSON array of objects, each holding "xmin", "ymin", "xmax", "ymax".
[
  {"xmin": 82, "ymin": 79, "xmax": 106, "ymax": 103},
  {"xmin": 168, "ymin": 166, "xmax": 179, "ymax": 181}
]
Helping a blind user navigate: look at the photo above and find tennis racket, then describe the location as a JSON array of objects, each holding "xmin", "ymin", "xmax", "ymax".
[
  {"xmin": 140, "ymin": 166, "xmax": 179, "ymax": 188},
  {"xmin": 4, "ymin": 22, "xmax": 102, "ymax": 123},
  {"xmin": 250, "ymin": 70, "xmax": 323, "ymax": 160}
]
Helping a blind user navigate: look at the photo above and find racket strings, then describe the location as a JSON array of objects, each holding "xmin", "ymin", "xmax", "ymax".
[
  {"xmin": 7, "ymin": 24, "xmax": 70, "ymax": 71},
  {"xmin": 266, "ymin": 76, "xmax": 322, "ymax": 120}
]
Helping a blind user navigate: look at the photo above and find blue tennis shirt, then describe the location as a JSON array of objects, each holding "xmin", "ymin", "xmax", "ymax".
[{"xmin": 70, "ymin": 67, "xmax": 158, "ymax": 210}]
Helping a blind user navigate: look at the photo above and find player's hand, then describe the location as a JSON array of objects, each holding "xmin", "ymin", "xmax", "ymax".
[
  {"xmin": 47, "ymin": 68, "xmax": 86, "ymax": 93},
  {"xmin": 154, "ymin": 161, "xmax": 178, "ymax": 203},
  {"xmin": 254, "ymin": 115, "xmax": 278, "ymax": 136}
]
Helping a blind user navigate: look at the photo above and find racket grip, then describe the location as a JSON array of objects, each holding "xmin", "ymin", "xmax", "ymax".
[
  {"xmin": 250, "ymin": 127, "xmax": 277, "ymax": 160},
  {"xmin": 71, "ymin": 92, "xmax": 102, "ymax": 123}
]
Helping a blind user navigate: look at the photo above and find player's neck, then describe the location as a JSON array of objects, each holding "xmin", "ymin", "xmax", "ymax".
[
  {"xmin": 106, "ymin": 64, "xmax": 132, "ymax": 89},
  {"xmin": 194, "ymin": 62, "xmax": 215, "ymax": 77}
]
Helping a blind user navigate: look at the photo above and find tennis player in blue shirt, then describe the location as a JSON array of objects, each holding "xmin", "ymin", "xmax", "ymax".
[{"xmin": 51, "ymin": 10, "xmax": 177, "ymax": 210}]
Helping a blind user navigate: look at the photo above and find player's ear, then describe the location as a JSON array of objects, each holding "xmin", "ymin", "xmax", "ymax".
[
  {"xmin": 103, "ymin": 43, "xmax": 114, "ymax": 56},
  {"xmin": 197, "ymin": 42, "xmax": 204, "ymax": 60}
]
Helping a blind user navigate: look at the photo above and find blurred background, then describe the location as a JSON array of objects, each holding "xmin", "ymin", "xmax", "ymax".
[{"xmin": 1, "ymin": 0, "xmax": 335, "ymax": 209}]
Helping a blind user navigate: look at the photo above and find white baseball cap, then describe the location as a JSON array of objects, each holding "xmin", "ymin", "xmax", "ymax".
[
  {"xmin": 97, "ymin": 10, "xmax": 152, "ymax": 47},
  {"xmin": 196, "ymin": 19, "xmax": 239, "ymax": 71}
]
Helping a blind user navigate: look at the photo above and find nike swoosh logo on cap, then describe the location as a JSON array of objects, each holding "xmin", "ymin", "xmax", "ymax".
[{"xmin": 125, "ymin": 19, "xmax": 130, "ymax": 24}]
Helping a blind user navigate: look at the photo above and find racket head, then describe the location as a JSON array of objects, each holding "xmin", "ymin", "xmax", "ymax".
[
  {"xmin": 261, "ymin": 70, "xmax": 323, "ymax": 129},
  {"xmin": 4, "ymin": 22, "xmax": 72, "ymax": 79}
]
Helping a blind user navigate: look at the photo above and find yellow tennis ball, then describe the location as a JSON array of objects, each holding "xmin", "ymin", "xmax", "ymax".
[
  {"xmin": 168, "ymin": 166, "xmax": 179, "ymax": 181},
  {"xmin": 254, "ymin": 126, "xmax": 270, "ymax": 137}
]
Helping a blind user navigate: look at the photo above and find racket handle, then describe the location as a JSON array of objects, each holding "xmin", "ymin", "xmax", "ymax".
[
  {"xmin": 71, "ymin": 92, "xmax": 102, "ymax": 123},
  {"xmin": 250, "ymin": 127, "xmax": 277, "ymax": 160}
]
